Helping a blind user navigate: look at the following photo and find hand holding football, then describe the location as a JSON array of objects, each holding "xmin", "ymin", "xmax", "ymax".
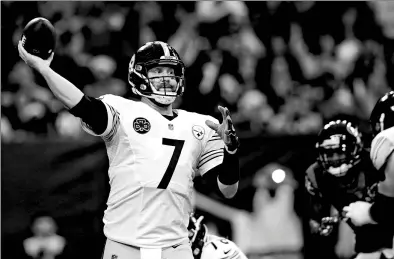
[{"xmin": 21, "ymin": 17, "xmax": 56, "ymax": 60}]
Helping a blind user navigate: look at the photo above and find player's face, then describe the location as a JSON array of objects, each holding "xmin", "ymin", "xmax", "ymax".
[
  {"xmin": 324, "ymin": 152, "xmax": 347, "ymax": 167},
  {"xmin": 323, "ymin": 151, "xmax": 352, "ymax": 176},
  {"xmin": 147, "ymin": 66, "xmax": 178, "ymax": 93}
]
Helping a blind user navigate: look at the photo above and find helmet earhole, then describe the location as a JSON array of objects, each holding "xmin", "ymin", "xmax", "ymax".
[{"xmin": 140, "ymin": 84, "xmax": 147, "ymax": 90}]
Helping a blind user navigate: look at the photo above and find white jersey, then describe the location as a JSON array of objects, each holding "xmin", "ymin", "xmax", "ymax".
[
  {"xmin": 370, "ymin": 127, "xmax": 394, "ymax": 171},
  {"xmin": 81, "ymin": 94, "xmax": 224, "ymax": 248},
  {"xmin": 201, "ymin": 235, "xmax": 248, "ymax": 259},
  {"xmin": 370, "ymin": 127, "xmax": 394, "ymax": 198}
]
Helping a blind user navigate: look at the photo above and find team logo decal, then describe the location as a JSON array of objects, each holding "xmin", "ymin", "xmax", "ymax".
[
  {"xmin": 192, "ymin": 125, "xmax": 205, "ymax": 140},
  {"xmin": 133, "ymin": 117, "xmax": 151, "ymax": 134}
]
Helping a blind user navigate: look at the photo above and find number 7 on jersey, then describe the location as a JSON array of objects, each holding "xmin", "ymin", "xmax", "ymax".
[{"xmin": 157, "ymin": 138, "xmax": 185, "ymax": 189}]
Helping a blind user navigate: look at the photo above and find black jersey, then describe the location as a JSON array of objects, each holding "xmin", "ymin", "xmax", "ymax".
[{"xmin": 305, "ymin": 153, "xmax": 393, "ymax": 253}]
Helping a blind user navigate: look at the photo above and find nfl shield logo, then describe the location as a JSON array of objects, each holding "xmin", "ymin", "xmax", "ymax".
[{"xmin": 168, "ymin": 124, "xmax": 174, "ymax": 130}]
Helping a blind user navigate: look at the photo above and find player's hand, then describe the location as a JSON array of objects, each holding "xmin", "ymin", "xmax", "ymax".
[
  {"xmin": 206, "ymin": 105, "xmax": 240, "ymax": 153},
  {"xmin": 18, "ymin": 40, "xmax": 54, "ymax": 72},
  {"xmin": 309, "ymin": 219, "xmax": 321, "ymax": 234},
  {"xmin": 343, "ymin": 201, "xmax": 378, "ymax": 227}
]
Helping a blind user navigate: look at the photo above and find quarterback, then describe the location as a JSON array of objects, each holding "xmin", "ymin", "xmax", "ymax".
[
  {"xmin": 188, "ymin": 214, "xmax": 248, "ymax": 259},
  {"xmin": 18, "ymin": 40, "xmax": 240, "ymax": 259}
]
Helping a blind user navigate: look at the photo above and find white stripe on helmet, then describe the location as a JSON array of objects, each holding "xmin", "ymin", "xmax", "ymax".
[{"xmin": 158, "ymin": 41, "xmax": 171, "ymax": 57}]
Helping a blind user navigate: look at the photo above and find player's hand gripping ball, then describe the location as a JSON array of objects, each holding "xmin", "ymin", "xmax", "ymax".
[{"xmin": 21, "ymin": 17, "xmax": 56, "ymax": 60}]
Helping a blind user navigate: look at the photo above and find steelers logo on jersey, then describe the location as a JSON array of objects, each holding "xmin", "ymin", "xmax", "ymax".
[
  {"xmin": 192, "ymin": 125, "xmax": 205, "ymax": 140},
  {"xmin": 133, "ymin": 117, "xmax": 151, "ymax": 134}
]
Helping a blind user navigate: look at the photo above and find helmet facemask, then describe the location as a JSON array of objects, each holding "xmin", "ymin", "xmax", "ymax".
[
  {"xmin": 318, "ymin": 148, "xmax": 356, "ymax": 177},
  {"xmin": 129, "ymin": 55, "xmax": 185, "ymax": 106},
  {"xmin": 316, "ymin": 121, "xmax": 363, "ymax": 178},
  {"xmin": 144, "ymin": 61, "xmax": 184, "ymax": 105}
]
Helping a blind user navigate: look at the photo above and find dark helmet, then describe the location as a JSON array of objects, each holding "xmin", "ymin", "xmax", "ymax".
[
  {"xmin": 128, "ymin": 41, "xmax": 185, "ymax": 105},
  {"xmin": 370, "ymin": 91, "xmax": 394, "ymax": 137},
  {"xmin": 316, "ymin": 120, "xmax": 363, "ymax": 177}
]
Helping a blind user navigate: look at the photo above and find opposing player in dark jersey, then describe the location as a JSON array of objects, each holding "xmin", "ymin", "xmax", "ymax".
[
  {"xmin": 18, "ymin": 40, "xmax": 240, "ymax": 259},
  {"xmin": 305, "ymin": 120, "xmax": 393, "ymax": 258},
  {"xmin": 188, "ymin": 214, "xmax": 248, "ymax": 259}
]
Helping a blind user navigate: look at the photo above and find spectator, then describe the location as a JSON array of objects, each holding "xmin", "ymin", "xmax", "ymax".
[
  {"xmin": 23, "ymin": 215, "xmax": 66, "ymax": 259},
  {"xmin": 2, "ymin": 1, "xmax": 393, "ymax": 141}
]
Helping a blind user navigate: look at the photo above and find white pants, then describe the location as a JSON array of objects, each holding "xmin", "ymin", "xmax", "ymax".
[{"xmin": 102, "ymin": 239, "xmax": 193, "ymax": 259}]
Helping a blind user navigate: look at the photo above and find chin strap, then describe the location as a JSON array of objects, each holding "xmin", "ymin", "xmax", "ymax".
[
  {"xmin": 152, "ymin": 95, "xmax": 176, "ymax": 105},
  {"xmin": 133, "ymin": 85, "xmax": 178, "ymax": 106}
]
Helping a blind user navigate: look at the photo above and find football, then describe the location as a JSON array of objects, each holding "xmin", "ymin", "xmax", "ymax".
[{"xmin": 21, "ymin": 17, "xmax": 56, "ymax": 60}]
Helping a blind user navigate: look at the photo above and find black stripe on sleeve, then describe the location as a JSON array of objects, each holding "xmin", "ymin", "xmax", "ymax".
[{"xmin": 69, "ymin": 95, "xmax": 108, "ymax": 135}]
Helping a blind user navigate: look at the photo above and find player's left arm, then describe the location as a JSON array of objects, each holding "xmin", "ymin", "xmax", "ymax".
[{"xmin": 203, "ymin": 106, "xmax": 240, "ymax": 199}]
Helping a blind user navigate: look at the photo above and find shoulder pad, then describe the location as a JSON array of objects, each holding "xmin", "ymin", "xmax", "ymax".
[
  {"xmin": 98, "ymin": 94, "xmax": 131, "ymax": 109},
  {"xmin": 370, "ymin": 129, "xmax": 394, "ymax": 170}
]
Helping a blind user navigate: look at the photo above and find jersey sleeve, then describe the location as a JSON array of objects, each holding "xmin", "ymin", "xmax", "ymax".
[
  {"xmin": 370, "ymin": 131, "xmax": 394, "ymax": 171},
  {"xmin": 81, "ymin": 94, "xmax": 120, "ymax": 142},
  {"xmin": 370, "ymin": 130, "xmax": 394, "ymax": 198},
  {"xmin": 197, "ymin": 116, "xmax": 225, "ymax": 177}
]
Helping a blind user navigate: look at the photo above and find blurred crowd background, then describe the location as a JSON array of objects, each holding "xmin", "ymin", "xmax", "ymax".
[
  {"xmin": 2, "ymin": 1, "xmax": 394, "ymax": 259},
  {"xmin": 3, "ymin": 1, "xmax": 394, "ymax": 142}
]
